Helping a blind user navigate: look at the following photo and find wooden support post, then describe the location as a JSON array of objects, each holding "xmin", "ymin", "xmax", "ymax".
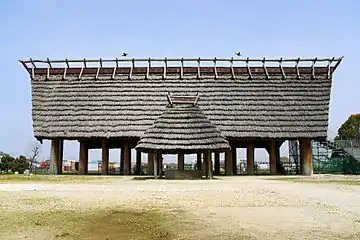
[
  {"xmin": 202, "ymin": 155, "xmax": 206, "ymax": 175},
  {"xmin": 204, "ymin": 152, "xmax": 209, "ymax": 178},
  {"xmin": 225, "ymin": 150, "xmax": 233, "ymax": 176},
  {"xmin": 122, "ymin": 140, "xmax": 131, "ymax": 175},
  {"xmin": 300, "ymin": 139, "xmax": 313, "ymax": 175},
  {"xmin": 269, "ymin": 140, "xmax": 277, "ymax": 175},
  {"xmin": 214, "ymin": 152, "xmax": 220, "ymax": 175},
  {"xmin": 50, "ymin": 139, "xmax": 62, "ymax": 175},
  {"xmin": 153, "ymin": 153, "xmax": 158, "ymax": 179},
  {"xmin": 50, "ymin": 140, "xmax": 58, "ymax": 175},
  {"xmin": 275, "ymin": 143, "xmax": 281, "ymax": 174},
  {"xmin": 79, "ymin": 141, "xmax": 88, "ymax": 175},
  {"xmin": 135, "ymin": 150, "xmax": 142, "ymax": 175},
  {"xmin": 178, "ymin": 152, "xmax": 184, "ymax": 171},
  {"xmin": 158, "ymin": 153, "xmax": 163, "ymax": 177},
  {"xmin": 207, "ymin": 151, "xmax": 213, "ymax": 179},
  {"xmin": 196, "ymin": 153, "xmax": 202, "ymax": 171},
  {"xmin": 247, "ymin": 141, "xmax": 254, "ymax": 175},
  {"xmin": 148, "ymin": 153, "xmax": 154, "ymax": 175},
  {"xmin": 101, "ymin": 139, "xmax": 109, "ymax": 175},
  {"xmin": 232, "ymin": 146, "xmax": 237, "ymax": 175},
  {"xmin": 58, "ymin": 140, "xmax": 63, "ymax": 174},
  {"xmin": 120, "ymin": 149, "xmax": 124, "ymax": 175}
]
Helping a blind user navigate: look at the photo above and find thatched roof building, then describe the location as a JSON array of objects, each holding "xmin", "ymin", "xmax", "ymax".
[
  {"xmin": 20, "ymin": 56, "xmax": 343, "ymax": 176},
  {"xmin": 135, "ymin": 94, "xmax": 230, "ymax": 154},
  {"xmin": 23, "ymin": 57, "xmax": 342, "ymax": 141}
]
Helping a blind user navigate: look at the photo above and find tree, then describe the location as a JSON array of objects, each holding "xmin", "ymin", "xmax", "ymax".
[
  {"xmin": 12, "ymin": 155, "xmax": 29, "ymax": 174},
  {"xmin": 0, "ymin": 155, "xmax": 15, "ymax": 172},
  {"xmin": 280, "ymin": 156, "xmax": 289, "ymax": 163},
  {"xmin": 0, "ymin": 155, "xmax": 29, "ymax": 173},
  {"xmin": 335, "ymin": 114, "xmax": 360, "ymax": 140},
  {"xmin": 28, "ymin": 141, "xmax": 42, "ymax": 173}
]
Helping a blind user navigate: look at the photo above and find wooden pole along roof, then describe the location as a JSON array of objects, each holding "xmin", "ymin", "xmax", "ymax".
[{"xmin": 20, "ymin": 57, "xmax": 343, "ymax": 80}]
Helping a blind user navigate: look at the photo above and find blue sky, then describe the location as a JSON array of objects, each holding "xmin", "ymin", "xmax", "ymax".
[{"xmin": 0, "ymin": 0, "xmax": 359, "ymax": 162}]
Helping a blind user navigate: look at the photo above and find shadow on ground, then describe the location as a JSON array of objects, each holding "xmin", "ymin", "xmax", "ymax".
[{"xmin": 131, "ymin": 176, "xmax": 221, "ymax": 181}]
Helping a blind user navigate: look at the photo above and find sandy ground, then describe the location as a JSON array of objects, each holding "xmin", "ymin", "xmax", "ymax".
[{"xmin": 1, "ymin": 175, "xmax": 360, "ymax": 239}]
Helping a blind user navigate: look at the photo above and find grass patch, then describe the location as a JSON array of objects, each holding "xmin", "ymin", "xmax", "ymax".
[
  {"xmin": 19, "ymin": 196, "xmax": 59, "ymax": 205},
  {"xmin": 266, "ymin": 177, "xmax": 302, "ymax": 181},
  {"xmin": 266, "ymin": 177, "xmax": 360, "ymax": 185},
  {"xmin": 0, "ymin": 207, "xmax": 181, "ymax": 240},
  {"xmin": 0, "ymin": 174, "xmax": 122, "ymax": 183}
]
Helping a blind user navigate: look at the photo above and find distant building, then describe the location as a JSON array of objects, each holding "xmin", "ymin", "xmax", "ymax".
[
  {"xmin": 62, "ymin": 159, "xmax": 76, "ymax": 172},
  {"xmin": 39, "ymin": 159, "xmax": 76, "ymax": 172},
  {"xmin": 97, "ymin": 161, "xmax": 118, "ymax": 172},
  {"xmin": 39, "ymin": 160, "xmax": 50, "ymax": 168}
]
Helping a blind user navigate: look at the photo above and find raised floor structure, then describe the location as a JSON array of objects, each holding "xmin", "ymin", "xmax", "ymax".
[{"xmin": 20, "ymin": 56, "xmax": 343, "ymax": 176}]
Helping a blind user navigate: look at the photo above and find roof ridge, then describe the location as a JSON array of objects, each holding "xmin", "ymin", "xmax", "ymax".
[
  {"xmin": 20, "ymin": 56, "xmax": 343, "ymax": 81},
  {"xmin": 167, "ymin": 92, "xmax": 199, "ymax": 106}
]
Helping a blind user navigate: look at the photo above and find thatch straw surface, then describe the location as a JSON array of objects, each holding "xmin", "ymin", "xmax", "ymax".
[
  {"xmin": 30, "ymin": 73, "xmax": 332, "ymax": 140},
  {"xmin": 135, "ymin": 102, "xmax": 230, "ymax": 153}
]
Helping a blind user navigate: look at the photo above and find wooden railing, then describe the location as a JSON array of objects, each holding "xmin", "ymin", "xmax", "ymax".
[{"xmin": 19, "ymin": 56, "xmax": 343, "ymax": 80}]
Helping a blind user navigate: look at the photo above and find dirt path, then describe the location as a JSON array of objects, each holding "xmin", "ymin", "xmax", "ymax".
[{"xmin": 1, "ymin": 176, "xmax": 360, "ymax": 239}]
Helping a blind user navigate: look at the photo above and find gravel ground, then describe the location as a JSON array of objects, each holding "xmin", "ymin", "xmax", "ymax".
[{"xmin": 1, "ymin": 175, "xmax": 360, "ymax": 239}]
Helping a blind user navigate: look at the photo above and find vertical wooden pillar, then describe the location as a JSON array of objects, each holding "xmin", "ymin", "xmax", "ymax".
[
  {"xmin": 232, "ymin": 146, "xmax": 237, "ymax": 175},
  {"xmin": 247, "ymin": 141, "xmax": 254, "ymax": 175},
  {"xmin": 122, "ymin": 140, "xmax": 131, "ymax": 175},
  {"xmin": 196, "ymin": 153, "xmax": 202, "ymax": 171},
  {"xmin": 120, "ymin": 149, "xmax": 124, "ymax": 175},
  {"xmin": 203, "ymin": 152, "xmax": 209, "ymax": 178},
  {"xmin": 275, "ymin": 144, "xmax": 281, "ymax": 174},
  {"xmin": 300, "ymin": 139, "xmax": 313, "ymax": 175},
  {"xmin": 225, "ymin": 150, "xmax": 233, "ymax": 176},
  {"xmin": 58, "ymin": 140, "xmax": 64, "ymax": 174},
  {"xmin": 207, "ymin": 151, "xmax": 213, "ymax": 179},
  {"xmin": 178, "ymin": 152, "xmax": 184, "ymax": 171},
  {"xmin": 50, "ymin": 139, "xmax": 58, "ymax": 175},
  {"xmin": 153, "ymin": 154, "xmax": 158, "ymax": 179},
  {"xmin": 101, "ymin": 139, "xmax": 109, "ymax": 175},
  {"xmin": 135, "ymin": 150, "xmax": 142, "ymax": 175},
  {"xmin": 50, "ymin": 139, "xmax": 62, "ymax": 175},
  {"xmin": 79, "ymin": 141, "xmax": 88, "ymax": 175},
  {"xmin": 157, "ymin": 153, "xmax": 163, "ymax": 177},
  {"xmin": 269, "ymin": 140, "xmax": 277, "ymax": 175},
  {"xmin": 148, "ymin": 153, "xmax": 154, "ymax": 175},
  {"xmin": 214, "ymin": 152, "xmax": 220, "ymax": 175}
]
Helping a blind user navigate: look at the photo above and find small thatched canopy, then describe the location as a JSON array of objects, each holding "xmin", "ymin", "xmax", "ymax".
[{"xmin": 135, "ymin": 94, "xmax": 230, "ymax": 154}]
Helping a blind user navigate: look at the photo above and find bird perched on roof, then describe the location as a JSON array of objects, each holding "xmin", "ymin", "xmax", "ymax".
[
  {"xmin": 122, "ymin": 52, "xmax": 128, "ymax": 57},
  {"xmin": 235, "ymin": 52, "xmax": 241, "ymax": 56}
]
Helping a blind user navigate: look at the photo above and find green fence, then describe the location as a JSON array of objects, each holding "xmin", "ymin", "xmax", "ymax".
[{"xmin": 312, "ymin": 139, "xmax": 360, "ymax": 174}]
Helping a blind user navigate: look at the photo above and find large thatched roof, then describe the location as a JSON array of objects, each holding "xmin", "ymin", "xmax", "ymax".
[
  {"xmin": 22, "ymin": 57, "xmax": 342, "ymax": 141},
  {"xmin": 135, "ymin": 95, "xmax": 230, "ymax": 153}
]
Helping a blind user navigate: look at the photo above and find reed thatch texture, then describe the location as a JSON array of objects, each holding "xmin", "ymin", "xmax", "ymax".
[
  {"xmin": 135, "ymin": 100, "xmax": 230, "ymax": 153},
  {"xmin": 30, "ymin": 72, "xmax": 331, "ymax": 140}
]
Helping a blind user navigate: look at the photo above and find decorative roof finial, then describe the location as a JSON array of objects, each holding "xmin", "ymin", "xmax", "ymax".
[{"xmin": 167, "ymin": 92, "xmax": 199, "ymax": 106}]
